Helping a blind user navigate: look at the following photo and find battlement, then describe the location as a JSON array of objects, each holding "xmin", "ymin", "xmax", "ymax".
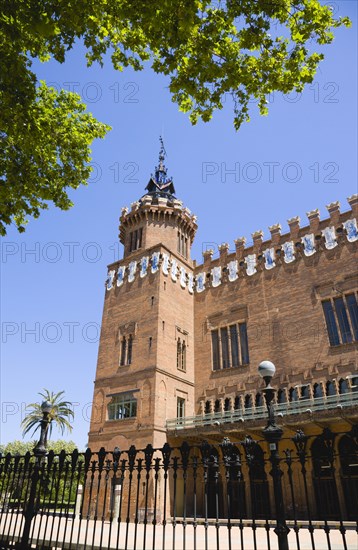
[
  {"xmin": 106, "ymin": 196, "xmax": 357, "ymax": 295},
  {"xmin": 118, "ymin": 194, "xmax": 198, "ymax": 246},
  {"xmin": 194, "ymin": 195, "xmax": 358, "ymax": 292}
]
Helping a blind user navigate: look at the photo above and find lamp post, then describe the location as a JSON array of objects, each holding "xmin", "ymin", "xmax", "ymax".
[
  {"xmin": 17, "ymin": 400, "xmax": 52, "ymax": 549},
  {"xmin": 258, "ymin": 360, "xmax": 290, "ymax": 550},
  {"xmin": 33, "ymin": 400, "xmax": 52, "ymax": 458}
]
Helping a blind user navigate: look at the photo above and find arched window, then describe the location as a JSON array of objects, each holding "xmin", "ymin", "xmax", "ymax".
[
  {"xmin": 214, "ymin": 399, "xmax": 221, "ymax": 413},
  {"xmin": 313, "ymin": 383, "xmax": 323, "ymax": 398},
  {"xmin": 120, "ymin": 336, "xmax": 126, "ymax": 366},
  {"xmin": 289, "ymin": 387, "xmax": 298, "ymax": 402},
  {"xmin": 311, "ymin": 430, "xmax": 339, "ymax": 520},
  {"xmin": 205, "ymin": 400, "xmax": 211, "ymax": 414},
  {"xmin": 181, "ymin": 341, "xmax": 186, "ymax": 371},
  {"xmin": 242, "ymin": 440, "xmax": 269, "ymax": 519},
  {"xmin": 244, "ymin": 394, "xmax": 253, "ymax": 409},
  {"xmin": 234, "ymin": 396, "xmax": 241, "ymax": 410},
  {"xmin": 277, "ymin": 389, "xmax": 286, "ymax": 404},
  {"xmin": 255, "ymin": 393, "xmax": 264, "ymax": 407},
  {"xmin": 326, "ymin": 381, "xmax": 337, "ymax": 396},
  {"xmin": 339, "ymin": 432, "xmax": 358, "ymax": 520},
  {"xmin": 224, "ymin": 397, "xmax": 231, "ymax": 412},
  {"xmin": 339, "ymin": 378, "xmax": 349, "ymax": 394},
  {"xmin": 300, "ymin": 385, "xmax": 310, "ymax": 400}
]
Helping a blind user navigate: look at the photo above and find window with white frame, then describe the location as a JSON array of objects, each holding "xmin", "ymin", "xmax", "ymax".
[
  {"xmin": 108, "ymin": 392, "xmax": 137, "ymax": 420},
  {"xmin": 177, "ymin": 397, "xmax": 186, "ymax": 419}
]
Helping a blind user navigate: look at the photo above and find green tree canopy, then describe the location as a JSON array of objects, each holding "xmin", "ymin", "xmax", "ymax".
[
  {"xmin": 21, "ymin": 389, "xmax": 75, "ymax": 442},
  {"xmin": 0, "ymin": 439, "xmax": 79, "ymax": 456},
  {"xmin": 0, "ymin": 1, "xmax": 350, "ymax": 234}
]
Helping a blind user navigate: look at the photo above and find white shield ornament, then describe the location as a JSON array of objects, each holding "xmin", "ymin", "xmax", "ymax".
[
  {"xmin": 211, "ymin": 266, "xmax": 222, "ymax": 287},
  {"xmin": 117, "ymin": 266, "xmax": 125, "ymax": 287},
  {"xmin": 188, "ymin": 273, "xmax": 194, "ymax": 294},
  {"xmin": 106, "ymin": 270, "xmax": 115, "ymax": 291},
  {"xmin": 151, "ymin": 252, "xmax": 160, "ymax": 273},
  {"xmin": 245, "ymin": 254, "xmax": 257, "ymax": 276},
  {"xmin": 282, "ymin": 241, "xmax": 295, "ymax": 263},
  {"xmin": 302, "ymin": 234, "xmax": 316, "ymax": 256},
  {"xmin": 263, "ymin": 248, "xmax": 276, "ymax": 270},
  {"xmin": 343, "ymin": 218, "xmax": 358, "ymax": 242},
  {"xmin": 128, "ymin": 261, "xmax": 137, "ymax": 283},
  {"xmin": 171, "ymin": 259, "xmax": 178, "ymax": 281},
  {"xmin": 196, "ymin": 273, "xmax": 205, "ymax": 293},
  {"xmin": 180, "ymin": 267, "xmax": 186, "ymax": 288},
  {"xmin": 227, "ymin": 260, "xmax": 238, "ymax": 282},
  {"xmin": 162, "ymin": 253, "xmax": 170, "ymax": 276},
  {"xmin": 322, "ymin": 227, "xmax": 338, "ymax": 250},
  {"xmin": 140, "ymin": 256, "xmax": 149, "ymax": 278}
]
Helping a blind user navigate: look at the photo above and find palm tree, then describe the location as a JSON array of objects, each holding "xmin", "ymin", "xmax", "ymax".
[{"xmin": 21, "ymin": 389, "xmax": 74, "ymax": 443}]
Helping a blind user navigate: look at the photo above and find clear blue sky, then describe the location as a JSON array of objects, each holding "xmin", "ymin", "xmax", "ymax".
[{"xmin": 1, "ymin": 1, "xmax": 357, "ymax": 449}]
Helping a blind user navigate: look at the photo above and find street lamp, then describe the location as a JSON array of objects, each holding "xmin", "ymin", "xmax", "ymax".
[
  {"xmin": 258, "ymin": 360, "xmax": 289, "ymax": 550},
  {"xmin": 258, "ymin": 360, "xmax": 278, "ymax": 431},
  {"xmin": 16, "ymin": 401, "xmax": 52, "ymax": 549},
  {"xmin": 33, "ymin": 401, "xmax": 52, "ymax": 458}
]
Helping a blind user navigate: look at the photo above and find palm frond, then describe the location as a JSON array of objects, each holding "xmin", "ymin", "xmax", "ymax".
[{"xmin": 22, "ymin": 388, "xmax": 74, "ymax": 440}]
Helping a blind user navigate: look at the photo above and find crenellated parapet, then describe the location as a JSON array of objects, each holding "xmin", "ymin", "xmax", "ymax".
[
  {"xmin": 194, "ymin": 196, "xmax": 358, "ymax": 292},
  {"xmin": 106, "ymin": 196, "xmax": 357, "ymax": 295},
  {"xmin": 118, "ymin": 194, "xmax": 198, "ymax": 246}
]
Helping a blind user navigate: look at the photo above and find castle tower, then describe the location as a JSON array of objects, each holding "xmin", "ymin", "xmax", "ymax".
[{"xmin": 88, "ymin": 140, "xmax": 198, "ymax": 451}]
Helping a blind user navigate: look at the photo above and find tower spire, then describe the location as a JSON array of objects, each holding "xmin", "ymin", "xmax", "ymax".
[{"xmin": 144, "ymin": 137, "xmax": 176, "ymax": 198}]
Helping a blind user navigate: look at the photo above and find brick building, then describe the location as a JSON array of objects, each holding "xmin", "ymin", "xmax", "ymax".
[{"xmin": 88, "ymin": 143, "xmax": 358, "ymax": 520}]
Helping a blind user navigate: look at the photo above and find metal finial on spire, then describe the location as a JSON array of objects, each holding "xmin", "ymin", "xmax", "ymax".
[
  {"xmin": 156, "ymin": 136, "xmax": 167, "ymax": 183},
  {"xmin": 144, "ymin": 137, "xmax": 176, "ymax": 198}
]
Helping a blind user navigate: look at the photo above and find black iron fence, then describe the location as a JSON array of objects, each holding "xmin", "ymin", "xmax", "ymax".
[{"xmin": 0, "ymin": 427, "xmax": 357, "ymax": 549}]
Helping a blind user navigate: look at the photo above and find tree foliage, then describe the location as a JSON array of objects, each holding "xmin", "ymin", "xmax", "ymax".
[
  {"xmin": 21, "ymin": 389, "xmax": 74, "ymax": 441},
  {"xmin": 0, "ymin": 1, "xmax": 350, "ymax": 234},
  {"xmin": 0, "ymin": 439, "xmax": 79, "ymax": 456}
]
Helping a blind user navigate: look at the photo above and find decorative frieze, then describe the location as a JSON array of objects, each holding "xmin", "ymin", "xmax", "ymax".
[{"xmin": 107, "ymin": 201, "xmax": 356, "ymax": 295}]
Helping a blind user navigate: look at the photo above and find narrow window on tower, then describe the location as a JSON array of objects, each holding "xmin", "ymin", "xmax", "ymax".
[
  {"xmin": 120, "ymin": 336, "xmax": 127, "ymax": 366},
  {"xmin": 129, "ymin": 228, "xmax": 143, "ymax": 252},
  {"xmin": 119, "ymin": 334, "xmax": 133, "ymax": 366},
  {"xmin": 177, "ymin": 338, "xmax": 181, "ymax": 370},
  {"xmin": 181, "ymin": 341, "xmax": 186, "ymax": 372},
  {"xmin": 127, "ymin": 335, "xmax": 133, "ymax": 365}
]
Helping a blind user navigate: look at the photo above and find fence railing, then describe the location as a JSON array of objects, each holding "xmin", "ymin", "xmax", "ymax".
[
  {"xmin": 166, "ymin": 391, "xmax": 358, "ymax": 431},
  {"xmin": 0, "ymin": 426, "xmax": 357, "ymax": 549}
]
